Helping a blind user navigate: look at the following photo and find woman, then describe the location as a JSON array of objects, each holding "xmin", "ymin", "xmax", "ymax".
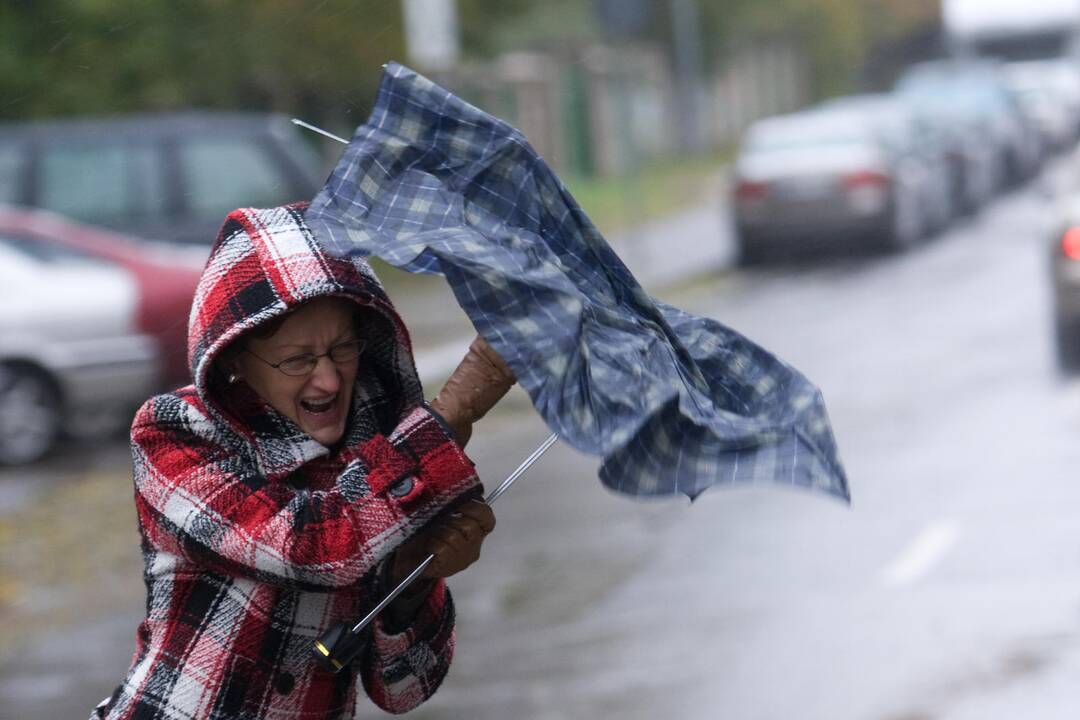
[{"xmin": 92, "ymin": 203, "xmax": 516, "ymax": 719}]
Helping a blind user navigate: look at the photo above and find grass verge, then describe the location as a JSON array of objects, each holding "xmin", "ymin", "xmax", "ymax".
[{"xmin": 563, "ymin": 148, "xmax": 733, "ymax": 235}]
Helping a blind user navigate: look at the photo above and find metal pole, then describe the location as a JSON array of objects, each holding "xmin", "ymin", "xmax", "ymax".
[{"xmin": 670, "ymin": 0, "xmax": 706, "ymax": 154}]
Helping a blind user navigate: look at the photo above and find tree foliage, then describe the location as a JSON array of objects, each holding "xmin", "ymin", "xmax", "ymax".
[
  {"xmin": 1, "ymin": 0, "xmax": 937, "ymax": 122},
  {"xmin": 1, "ymin": 0, "xmax": 407, "ymax": 127}
]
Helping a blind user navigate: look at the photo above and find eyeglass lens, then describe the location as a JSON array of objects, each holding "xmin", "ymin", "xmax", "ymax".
[{"xmin": 278, "ymin": 340, "xmax": 363, "ymax": 375}]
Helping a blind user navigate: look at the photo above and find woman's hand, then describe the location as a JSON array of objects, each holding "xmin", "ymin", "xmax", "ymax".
[
  {"xmin": 390, "ymin": 499, "xmax": 497, "ymax": 584},
  {"xmin": 430, "ymin": 335, "xmax": 515, "ymax": 446},
  {"xmin": 383, "ymin": 499, "xmax": 496, "ymax": 632}
]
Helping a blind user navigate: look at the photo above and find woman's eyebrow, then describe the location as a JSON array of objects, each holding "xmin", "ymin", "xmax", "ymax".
[{"xmin": 275, "ymin": 331, "xmax": 356, "ymax": 352}]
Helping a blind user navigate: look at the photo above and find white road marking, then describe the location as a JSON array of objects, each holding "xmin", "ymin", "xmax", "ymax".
[{"xmin": 879, "ymin": 520, "xmax": 960, "ymax": 587}]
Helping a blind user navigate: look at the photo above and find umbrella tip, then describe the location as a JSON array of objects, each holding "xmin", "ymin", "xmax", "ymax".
[{"xmin": 290, "ymin": 119, "xmax": 349, "ymax": 145}]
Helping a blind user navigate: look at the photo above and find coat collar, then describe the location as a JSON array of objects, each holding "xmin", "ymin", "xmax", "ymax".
[{"xmin": 208, "ymin": 379, "xmax": 329, "ymax": 481}]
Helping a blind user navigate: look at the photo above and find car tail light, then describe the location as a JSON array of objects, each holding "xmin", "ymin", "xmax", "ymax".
[
  {"xmin": 734, "ymin": 179, "xmax": 769, "ymax": 202},
  {"xmin": 842, "ymin": 170, "xmax": 890, "ymax": 189},
  {"xmin": 1062, "ymin": 227, "xmax": 1080, "ymax": 260}
]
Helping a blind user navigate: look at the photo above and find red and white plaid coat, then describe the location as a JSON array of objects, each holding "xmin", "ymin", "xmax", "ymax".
[{"xmin": 95, "ymin": 204, "xmax": 480, "ymax": 719}]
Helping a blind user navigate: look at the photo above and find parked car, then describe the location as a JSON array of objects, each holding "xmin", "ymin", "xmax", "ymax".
[
  {"xmin": 0, "ymin": 112, "xmax": 325, "ymax": 246},
  {"xmin": 886, "ymin": 87, "xmax": 998, "ymax": 216},
  {"xmin": 824, "ymin": 94, "xmax": 955, "ymax": 234},
  {"xmin": 1048, "ymin": 151, "xmax": 1080, "ymax": 371},
  {"xmin": 1003, "ymin": 60, "xmax": 1080, "ymax": 154},
  {"xmin": 0, "ymin": 206, "xmax": 203, "ymax": 464},
  {"xmin": 732, "ymin": 108, "xmax": 925, "ymax": 263},
  {"xmin": 896, "ymin": 61, "xmax": 1040, "ymax": 190}
]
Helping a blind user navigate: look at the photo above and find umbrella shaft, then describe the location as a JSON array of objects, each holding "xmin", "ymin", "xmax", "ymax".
[
  {"xmin": 486, "ymin": 431, "xmax": 559, "ymax": 504},
  {"xmin": 349, "ymin": 432, "xmax": 559, "ymax": 636},
  {"xmin": 350, "ymin": 555, "xmax": 435, "ymax": 634}
]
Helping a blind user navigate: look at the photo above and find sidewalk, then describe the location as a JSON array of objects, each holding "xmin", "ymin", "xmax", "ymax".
[{"xmin": 394, "ymin": 194, "xmax": 735, "ymax": 384}]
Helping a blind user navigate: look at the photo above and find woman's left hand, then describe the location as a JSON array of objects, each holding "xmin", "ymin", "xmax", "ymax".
[{"xmin": 391, "ymin": 499, "xmax": 496, "ymax": 584}]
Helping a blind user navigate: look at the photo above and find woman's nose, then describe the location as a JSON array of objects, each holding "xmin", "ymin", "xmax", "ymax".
[{"xmin": 308, "ymin": 356, "xmax": 342, "ymax": 392}]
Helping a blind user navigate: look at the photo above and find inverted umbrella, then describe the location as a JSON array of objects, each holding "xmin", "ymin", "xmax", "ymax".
[
  {"xmin": 306, "ymin": 62, "xmax": 849, "ymax": 503},
  {"xmin": 303, "ymin": 62, "xmax": 850, "ymax": 672}
]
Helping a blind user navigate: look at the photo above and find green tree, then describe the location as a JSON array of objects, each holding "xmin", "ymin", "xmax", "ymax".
[
  {"xmin": 0, "ymin": 0, "xmax": 407, "ymax": 127},
  {"xmin": 1, "ymin": 0, "xmax": 926, "ymax": 123}
]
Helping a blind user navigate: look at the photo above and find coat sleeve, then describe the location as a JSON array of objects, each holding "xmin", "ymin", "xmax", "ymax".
[
  {"xmin": 131, "ymin": 392, "xmax": 480, "ymax": 589},
  {"xmin": 359, "ymin": 578, "xmax": 457, "ymax": 714}
]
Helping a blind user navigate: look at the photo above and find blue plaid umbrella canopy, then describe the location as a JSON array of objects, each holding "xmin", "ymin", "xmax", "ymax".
[{"xmin": 306, "ymin": 63, "xmax": 849, "ymax": 502}]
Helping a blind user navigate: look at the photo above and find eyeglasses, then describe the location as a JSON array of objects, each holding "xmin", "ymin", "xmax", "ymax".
[{"xmin": 243, "ymin": 338, "xmax": 365, "ymax": 377}]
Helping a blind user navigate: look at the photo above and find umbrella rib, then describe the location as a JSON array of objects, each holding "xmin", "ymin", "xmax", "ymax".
[{"xmin": 291, "ymin": 118, "xmax": 349, "ymax": 145}]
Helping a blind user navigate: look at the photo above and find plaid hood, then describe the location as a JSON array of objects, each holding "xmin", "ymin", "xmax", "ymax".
[{"xmin": 187, "ymin": 203, "xmax": 424, "ymax": 450}]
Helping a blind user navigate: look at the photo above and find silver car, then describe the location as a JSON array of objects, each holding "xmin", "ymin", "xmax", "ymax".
[
  {"xmin": 896, "ymin": 61, "xmax": 1040, "ymax": 190},
  {"xmin": 732, "ymin": 108, "xmax": 924, "ymax": 263},
  {"xmin": 1003, "ymin": 60, "xmax": 1080, "ymax": 154},
  {"xmin": 824, "ymin": 94, "xmax": 956, "ymax": 235},
  {"xmin": 0, "ymin": 232, "xmax": 160, "ymax": 463}
]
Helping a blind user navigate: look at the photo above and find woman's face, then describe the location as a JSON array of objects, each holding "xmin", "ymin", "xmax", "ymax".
[{"xmin": 232, "ymin": 297, "xmax": 360, "ymax": 446}]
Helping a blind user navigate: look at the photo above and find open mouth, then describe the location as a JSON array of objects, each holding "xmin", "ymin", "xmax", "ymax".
[{"xmin": 300, "ymin": 397, "xmax": 336, "ymax": 415}]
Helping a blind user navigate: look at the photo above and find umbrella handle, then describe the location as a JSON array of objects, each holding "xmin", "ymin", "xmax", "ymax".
[{"xmin": 312, "ymin": 432, "xmax": 559, "ymax": 673}]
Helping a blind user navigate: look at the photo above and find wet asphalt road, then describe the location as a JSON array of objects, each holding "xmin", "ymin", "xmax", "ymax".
[
  {"xmin": 418, "ymin": 178, "xmax": 1080, "ymax": 720},
  {"xmin": 5, "ymin": 170, "xmax": 1080, "ymax": 719}
]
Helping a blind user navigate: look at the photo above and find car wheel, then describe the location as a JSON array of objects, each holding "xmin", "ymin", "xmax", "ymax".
[
  {"xmin": 0, "ymin": 365, "xmax": 61, "ymax": 465},
  {"xmin": 735, "ymin": 228, "xmax": 768, "ymax": 266},
  {"xmin": 878, "ymin": 203, "xmax": 916, "ymax": 254},
  {"xmin": 737, "ymin": 244, "xmax": 767, "ymax": 267},
  {"xmin": 1055, "ymin": 318, "xmax": 1080, "ymax": 374}
]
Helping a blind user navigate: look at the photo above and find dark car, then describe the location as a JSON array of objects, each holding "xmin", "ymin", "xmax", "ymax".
[
  {"xmin": 1051, "ymin": 225, "xmax": 1080, "ymax": 371},
  {"xmin": 1048, "ymin": 153, "xmax": 1080, "ymax": 371},
  {"xmin": 0, "ymin": 112, "xmax": 325, "ymax": 246}
]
